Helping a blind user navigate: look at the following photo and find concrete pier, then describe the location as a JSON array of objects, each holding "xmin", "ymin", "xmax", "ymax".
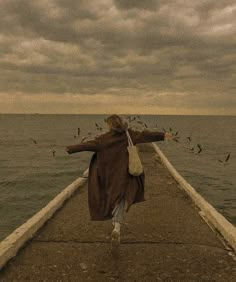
[{"xmin": 0, "ymin": 145, "xmax": 236, "ymax": 281}]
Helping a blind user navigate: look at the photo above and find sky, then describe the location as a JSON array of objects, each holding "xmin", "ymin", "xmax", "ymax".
[{"xmin": 0, "ymin": 0, "xmax": 236, "ymax": 115}]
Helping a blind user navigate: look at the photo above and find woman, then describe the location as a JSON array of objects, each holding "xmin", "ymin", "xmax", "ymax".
[{"xmin": 66, "ymin": 114, "xmax": 172, "ymax": 249}]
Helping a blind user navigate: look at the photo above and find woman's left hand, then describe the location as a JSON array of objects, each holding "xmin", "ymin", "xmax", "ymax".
[{"xmin": 164, "ymin": 133, "xmax": 173, "ymax": 140}]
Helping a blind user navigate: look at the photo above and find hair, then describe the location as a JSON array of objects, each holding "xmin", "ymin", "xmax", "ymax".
[{"xmin": 105, "ymin": 114, "xmax": 128, "ymax": 133}]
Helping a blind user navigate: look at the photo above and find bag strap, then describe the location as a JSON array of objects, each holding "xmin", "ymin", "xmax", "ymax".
[{"xmin": 125, "ymin": 129, "xmax": 133, "ymax": 146}]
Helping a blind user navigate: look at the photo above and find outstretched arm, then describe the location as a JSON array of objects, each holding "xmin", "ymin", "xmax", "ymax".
[
  {"xmin": 129, "ymin": 129, "xmax": 171, "ymax": 144},
  {"xmin": 66, "ymin": 139, "xmax": 100, "ymax": 154}
]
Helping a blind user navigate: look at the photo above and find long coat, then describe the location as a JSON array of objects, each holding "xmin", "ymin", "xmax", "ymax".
[{"xmin": 67, "ymin": 129, "xmax": 165, "ymax": 221}]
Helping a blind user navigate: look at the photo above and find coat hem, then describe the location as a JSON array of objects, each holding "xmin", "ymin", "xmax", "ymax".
[
  {"xmin": 90, "ymin": 216, "xmax": 112, "ymax": 221},
  {"xmin": 90, "ymin": 198, "xmax": 146, "ymax": 221}
]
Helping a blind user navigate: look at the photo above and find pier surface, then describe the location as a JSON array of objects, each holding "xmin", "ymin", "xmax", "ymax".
[{"xmin": 1, "ymin": 145, "xmax": 236, "ymax": 281}]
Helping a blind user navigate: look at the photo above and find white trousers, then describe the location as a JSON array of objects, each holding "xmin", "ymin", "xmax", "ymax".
[{"xmin": 112, "ymin": 198, "xmax": 126, "ymax": 224}]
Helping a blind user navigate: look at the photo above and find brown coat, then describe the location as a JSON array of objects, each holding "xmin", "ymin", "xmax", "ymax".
[{"xmin": 67, "ymin": 129, "xmax": 165, "ymax": 221}]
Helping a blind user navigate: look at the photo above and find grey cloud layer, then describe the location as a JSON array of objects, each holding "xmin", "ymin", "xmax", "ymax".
[{"xmin": 0, "ymin": 0, "xmax": 235, "ymax": 112}]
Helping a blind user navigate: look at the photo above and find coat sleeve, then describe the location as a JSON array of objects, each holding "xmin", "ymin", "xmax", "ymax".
[
  {"xmin": 129, "ymin": 129, "xmax": 165, "ymax": 144},
  {"xmin": 66, "ymin": 139, "xmax": 100, "ymax": 154}
]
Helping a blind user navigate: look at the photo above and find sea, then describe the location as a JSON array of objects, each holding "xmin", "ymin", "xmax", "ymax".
[{"xmin": 0, "ymin": 114, "xmax": 235, "ymax": 241}]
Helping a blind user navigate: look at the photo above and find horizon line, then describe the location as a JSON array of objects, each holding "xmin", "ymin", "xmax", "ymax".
[{"xmin": 0, "ymin": 113, "xmax": 235, "ymax": 117}]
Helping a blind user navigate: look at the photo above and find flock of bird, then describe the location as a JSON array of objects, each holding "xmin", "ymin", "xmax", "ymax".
[
  {"xmin": 29, "ymin": 115, "xmax": 231, "ymax": 165},
  {"xmin": 126, "ymin": 115, "xmax": 231, "ymax": 165}
]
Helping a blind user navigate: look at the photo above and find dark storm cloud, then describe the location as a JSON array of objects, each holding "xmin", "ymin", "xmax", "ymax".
[{"xmin": 0, "ymin": 0, "xmax": 235, "ymax": 114}]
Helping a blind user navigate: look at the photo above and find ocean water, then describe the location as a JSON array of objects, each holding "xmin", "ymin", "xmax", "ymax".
[{"xmin": 0, "ymin": 114, "xmax": 235, "ymax": 241}]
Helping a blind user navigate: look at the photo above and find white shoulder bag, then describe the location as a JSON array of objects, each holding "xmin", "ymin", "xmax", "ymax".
[{"xmin": 125, "ymin": 130, "xmax": 143, "ymax": 176}]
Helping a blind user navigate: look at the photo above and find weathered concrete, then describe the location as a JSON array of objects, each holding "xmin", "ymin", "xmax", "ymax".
[
  {"xmin": 153, "ymin": 143, "xmax": 236, "ymax": 254},
  {"xmin": 0, "ymin": 145, "xmax": 236, "ymax": 281},
  {"xmin": 0, "ymin": 177, "xmax": 87, "ymax": 270}
]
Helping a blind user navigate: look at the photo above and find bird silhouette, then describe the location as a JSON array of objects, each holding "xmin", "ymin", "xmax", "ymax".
[
  {"xmin": 172, "ymin": 137, "xmax": 179, "ymax": 143},
  {"xmin": 197, "ymin": 144, "xmax": 202, "ymax": 154},
  {"xmin": 218, "ymin": 153, "xmax": 231, "ymax": 164},
  {"xmin": 225, "ymin": 153, "xmax": 230, "ymax": 162},
  {"xmin": 30, "ymin": 138, "xmax": 37, "ymax": 144}
]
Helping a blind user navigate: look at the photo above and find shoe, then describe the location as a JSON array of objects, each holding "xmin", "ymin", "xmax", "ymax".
[{"xmin": 111, "ymin": 229, "xmax": 120, "ymax": 250}]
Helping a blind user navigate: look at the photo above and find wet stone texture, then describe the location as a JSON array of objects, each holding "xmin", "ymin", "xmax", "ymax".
[{"xmin": 1, "ymin": 144, "xmax": 236, "ymax": 281}]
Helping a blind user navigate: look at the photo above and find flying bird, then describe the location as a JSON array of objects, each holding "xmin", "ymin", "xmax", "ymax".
[
  {"xmin": 218, "ymin": 153, "xmax": 231, "ymax": 164},
  {"xmin": 225, "ymin": 153, "xmax": 231, "ymax": 162},
  {"xmin": 30, "ymin": 138, "xmax": 37, "ymax": 144},
  {"xmin": 172, "ymin": 137, "xmax": 179, "ymax": 143},
  {"xmin": 197, "ymin": 144, "xmax": 202, "ymax": 154},
  {"xmin": 52, "ymin": 150, "xmax": 56, "ymax": 157}
]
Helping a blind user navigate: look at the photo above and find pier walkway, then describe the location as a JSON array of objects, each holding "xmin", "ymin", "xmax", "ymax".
[{"xmin": 0, "ymin": 145, "xmax": 236, "ymax": 281}]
